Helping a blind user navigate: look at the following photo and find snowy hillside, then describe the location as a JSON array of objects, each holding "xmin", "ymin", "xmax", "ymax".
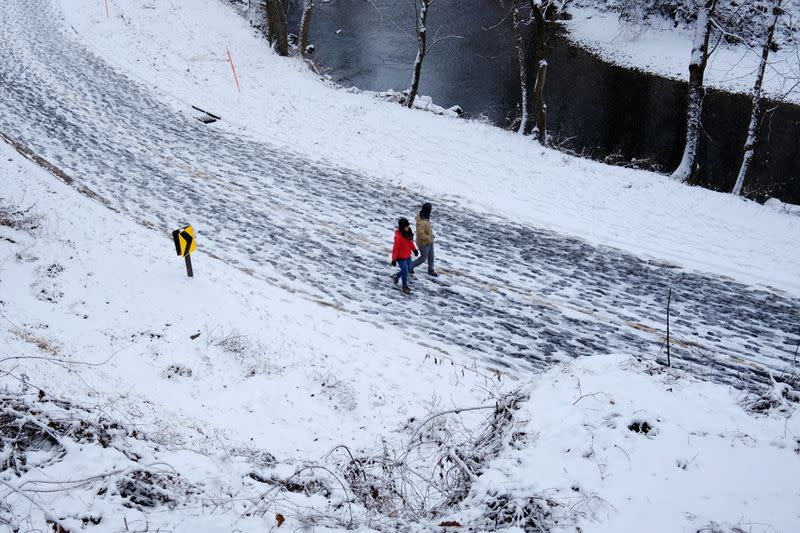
[
  {"xmin": 2, "ymin": 149, "xmax": 798, "ymax": 530},
  {"xmin": 50, "ymin": 0, "xmax": 800, "ymax": 295},
  {"xmin": 1, "ymin": 0, "xmax": 799, "ymax": 531},
  {"xmin": 0, "ymin": 142, "xmax": 510, "ymax": 531}
]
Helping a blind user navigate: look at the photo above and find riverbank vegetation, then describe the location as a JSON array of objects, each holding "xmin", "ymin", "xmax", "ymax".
[{"xmin": 252, "ymin": 0, "xmax": 798, "ymax": 202}]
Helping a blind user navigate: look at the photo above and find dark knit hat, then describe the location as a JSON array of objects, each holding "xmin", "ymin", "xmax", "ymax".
[
  {"xmin": 420, "ymin": 202, "xmax": 432, "ymax": 219},
  {"xmin": 398, "ymin": 217, "xmax": 410, "ymax": 229}
]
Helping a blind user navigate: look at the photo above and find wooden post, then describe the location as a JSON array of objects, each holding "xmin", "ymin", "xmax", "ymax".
[
  {"xmin": 185, "ymin": 255, "xmax": 194, "ymax": 278},
  {"xmin": 666, "ymin": 287, "xmax": 672, "ymax": 367}
]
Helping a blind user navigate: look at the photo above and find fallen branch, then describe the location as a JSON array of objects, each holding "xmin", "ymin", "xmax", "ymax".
[
  {"xmin": 0, "ymin": 479, "xmax": 70, "ymax": 532},
  {"xmin": 572, "ymin": 391, "xmax": 612, "ymax": 405}
]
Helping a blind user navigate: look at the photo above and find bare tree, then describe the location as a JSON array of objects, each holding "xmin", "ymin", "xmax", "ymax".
[
  {"xmin": 406, "ymin": 0, "xmax": 432, "ymax": 108},
  {"xmin": 672, "ymin": 0, "xmax": 720, "ymax": 182},
  {"xmin": 528, "ymin": 1, "xmax": 555, "ymax": 145},
  {"xmin": 299, "ymin": 0, "xmax": 314, "ymax": 57},
  {"xmin": 265, "ymin": 0, "xmax": 289, "ymax": 57},
  {"xmin": 511, "ymin": 0, "xmax": 529, "ymax": 134},
  {"xmin": 504, "ymin": 1, "xmax": 565, "ymax": 141},
  {"xmin": 731, "ymin": 0, "xmax": 783, "ymax": 196},
  {"xmin": 404, "ymin": 0, "xmax": 463, "ymax": 108}
]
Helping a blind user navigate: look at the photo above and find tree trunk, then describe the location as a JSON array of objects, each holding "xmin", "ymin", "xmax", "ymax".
[
  {"xmin": 533, "ymin": 60, "xmax": 548, "ymax": 144},
  {"xmin": 265, "ymin": 0, "xmax": 289, "ymax": 57},
  {"xmin": 299, "ymin": 0, "xmax": 314, "ymax": 57},
  {"xmin": 732, "ymin": 0, "xmax": 781, "ymax": 196},
  {"xmin": 530, "ymin": 2, "xmax": 547, "ymax": 145},
  {"xmin": 531, "ymin": 3, "xmax": 546, "ymax": 63},
  {"xmin": 672, "ymin": 0, "xmax": 718, "ymax": 182},
  {"xmin": 407, "ymin": 0, "xmax": 430, "ymax": 108},
  {"xmin": 511, "ymin": 1, "xmax": 528, "ymax": 134}
]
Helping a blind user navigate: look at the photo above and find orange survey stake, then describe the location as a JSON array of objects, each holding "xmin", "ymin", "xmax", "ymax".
[{"xmin": 227, "ymin": 47, "xmax": 240, "ymax": 93}]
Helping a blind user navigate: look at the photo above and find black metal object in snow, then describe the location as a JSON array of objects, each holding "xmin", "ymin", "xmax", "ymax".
[{"xmin": 191, "ymin": 105, "xmax": 221, "ymax": 124}]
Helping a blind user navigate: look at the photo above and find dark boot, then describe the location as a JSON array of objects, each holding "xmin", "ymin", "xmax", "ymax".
[
  {"xmin": 427, "ymin": 270, "xmax": 439, "ymax": 277},
  {"xmin": 402, "ymin": 286, "xmax": 412, "ymax": 294}
]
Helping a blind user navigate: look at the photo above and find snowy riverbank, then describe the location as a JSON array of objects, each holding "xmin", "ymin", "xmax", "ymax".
[{"xmin": 565, "ymin": 5, "xmax": 800, "ymax": 104}]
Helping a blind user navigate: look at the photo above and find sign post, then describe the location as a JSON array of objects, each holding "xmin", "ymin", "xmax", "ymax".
[
  {"xmin": 172, "ymin": 224, "xmax": 197, "ymax": 277},
  {"xmin": 184, "ymin": 254, "xmax": 194, "ymax": 277}
]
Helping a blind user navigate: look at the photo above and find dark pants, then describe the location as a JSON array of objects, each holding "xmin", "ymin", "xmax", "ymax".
[
  {"xmin": 394, "ymin": 257, "xmax": 412, "ymax": 288},
  {"xmin": 412, "ymin": 243, "xmax": 435, "ymax": 273}
]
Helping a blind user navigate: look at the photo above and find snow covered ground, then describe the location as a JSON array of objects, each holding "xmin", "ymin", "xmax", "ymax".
[
  {"xmin": 566, "ymin": 6, "xmax": 800, "ymax": 104},
  {"xmin": 477, "ymin": 355, "xmax": 800, "ymax": 533},
  {"xmin": 1, "ymin": 0, "xmax": 799, "ymax": 530},
  {"xmin": 53, "ymin": 0, "xmax": 800, "ymax": 296},
  {"xmin": 0, "ymin": 141, "xmax": 501, "ymax": 530},
  {"xmin": 2, "ymin": 143, "xmax": 798, "ymax": 531},
  {"xmin": 1, "ymin": 0, "xmax": 797, "ymax": 388}
]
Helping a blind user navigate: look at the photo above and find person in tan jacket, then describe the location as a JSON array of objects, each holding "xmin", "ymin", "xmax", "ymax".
[{"xmin": 411, "ymin": 202, "xmax": 438, "ymax": 277}]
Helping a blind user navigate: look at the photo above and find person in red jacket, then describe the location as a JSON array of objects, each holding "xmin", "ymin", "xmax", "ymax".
[{"xmin": 391, "ymin": 217, "xmax": 419, "ymax": 294}]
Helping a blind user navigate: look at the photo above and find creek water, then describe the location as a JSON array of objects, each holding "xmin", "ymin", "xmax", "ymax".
[{"xmin": 285, "ymin": 0, "xmax": 800, "ymax": 203}]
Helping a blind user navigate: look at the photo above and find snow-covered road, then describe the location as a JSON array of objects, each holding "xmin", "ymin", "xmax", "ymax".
[{"xmin": 0, "ymin": 0, "xmax": 797, "ymax": 385}]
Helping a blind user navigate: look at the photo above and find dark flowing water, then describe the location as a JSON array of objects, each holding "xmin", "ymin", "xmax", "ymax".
[{"xmin": 286, "ymin": 1, "xmax": 799, "ymax": 203}]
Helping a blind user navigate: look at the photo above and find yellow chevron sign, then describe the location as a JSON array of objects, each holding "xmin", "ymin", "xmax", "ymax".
[{"xmin": 172, "ymin": 225, "xmax": 196, "ymax": 257}]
